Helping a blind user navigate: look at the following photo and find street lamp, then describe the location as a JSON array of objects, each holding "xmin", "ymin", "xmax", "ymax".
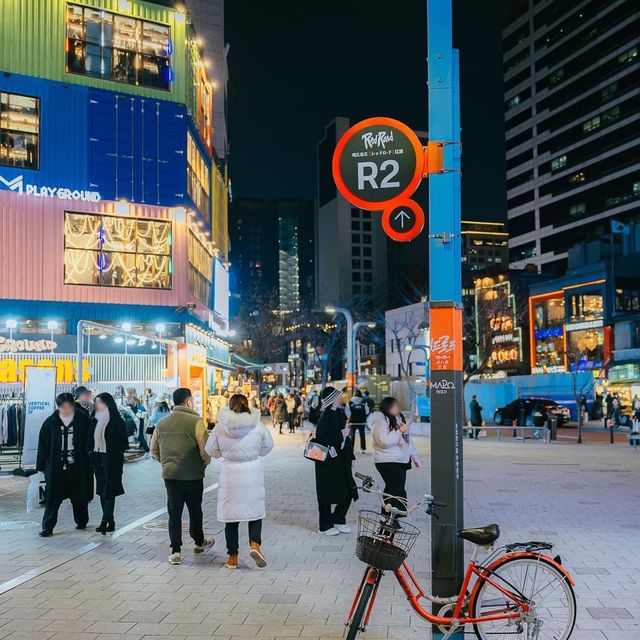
[
  {"xmin": 354, "ymin": 321, "xmax": 377, "ymax": 376},
  {"xmin": 6, "ymin": 319, "xmax": 17, "ymax": 340},
  {"xmin": 47, "ymin": 321, "xmax": 59, "ymax": 353},
  {"xmin": 325, "ymin": 306, "xmax": 355, "ymax": 389}
]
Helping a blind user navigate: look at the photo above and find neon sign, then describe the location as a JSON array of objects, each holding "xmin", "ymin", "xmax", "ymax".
[{"xmin": 0, "ymin": 175, "xmax": 101, "ymax": 202}]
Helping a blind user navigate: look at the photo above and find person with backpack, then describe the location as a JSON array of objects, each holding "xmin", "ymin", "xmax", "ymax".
[{"xmin": 345, "ymin": 390, "xmax": 370, "ymax": 454}]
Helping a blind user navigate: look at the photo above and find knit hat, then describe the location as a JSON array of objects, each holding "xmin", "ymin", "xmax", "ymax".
[{"xmin": 320, "ymin": 386, "xmax": 341, "ymax": 410}]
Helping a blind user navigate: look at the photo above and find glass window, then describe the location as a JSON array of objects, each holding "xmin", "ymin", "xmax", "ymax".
[
  {"xmin": 66, "ymin": 3, "xmax": 171, "ymax": 91},
  {"xmin": 64, "ymin": 212, "xmax": 171, "ymax": 288},
  {"xmin": 550, "ymin": 155, "xmax": 566, "ymax": 172},
  {"xmin": 0, "ymin": 92, "xmax": 39, "ymax": 169},
  {"xmin": 363, "ymin": 234, "xmax": 372, "ymax": 244},
  {"xmin": 351, "ymin": 246, "xmax": 361, "ymax": 256},
  {"xmin": 352, "ymin": 259, "xmax": 361, "ymax": 269},
  {"xmin": 351, "ymin": 220, "xmax": 360, "ymax": 230},
  {"xmin": 363, "ymin": 247, "xmax": 372, "ymax": 257},
  {"xmin": 567, "ymin": 328, "xmax": 604, "ymax": 371},
  {"xmin": 568, "ymin": 294, "xmax": 603, "ymax": 322},
  {"xmin": 569, "ymin": 202, "xmax": 585, "ymax": 217},
  {"xmin": 352, "ymin": 272, "xmax": 361, "ymax": 282},
  {"xmin": 188, "ymin": 229, "xmax": 213, "ymax": 306},
  {"xmin": 618, "ymin": 46, "xmax": 638, "ymax": 64},
  {"xmin": 582, "ymin": 115, "xmax": 600, "ymax": 133},
  {"xmin": 187, "ymin": 132, "xmax": 211, "ymax": 221}
]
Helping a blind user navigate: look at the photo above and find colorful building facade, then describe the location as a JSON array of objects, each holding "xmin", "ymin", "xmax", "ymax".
[{"xmin": 0, "ymin": 0, "xmax": 231, "ymax": 396}]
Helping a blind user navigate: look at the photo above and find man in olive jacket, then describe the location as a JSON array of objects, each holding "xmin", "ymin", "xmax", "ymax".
[{"xmin": 151, "ymin": 387, "xmax": 213, "ymax": 564}]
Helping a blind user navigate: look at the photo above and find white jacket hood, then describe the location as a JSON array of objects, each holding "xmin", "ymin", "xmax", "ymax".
[{"xmin": 216, "ymin": 407, "xmax": 261, "ymax": 439}]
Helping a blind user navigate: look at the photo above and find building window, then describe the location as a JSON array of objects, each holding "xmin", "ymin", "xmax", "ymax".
[
  {"xmin": 568, "ymin": 172, "xmax": 586, "ymax": 185},
  {"xmin": 582, "ymin": 115, "xmax": 600, "ymax": 133},
  {"xmin": 602, "ymin": 106, "xmax": 620, "ymax": 124},
  {"xmin": 0, "ymin": 92, "xmax": 39, "ymax": 170},
  {"xmin": 549, "ymin": 68, "xmax": 564, "ymax": 86},
  {"xmin": 569, "ymin": 294, "xmax": 603, "ymax": 323},
  {"xmin": 351, "ymin": 208, "xmax": 360, "ymax": 218},
  {"xmin": 187, "ymin": 132, "xmax": 211, "ymax": 221},
  {"xmin": 352, "ymin": 259, "xmax": 361, "ymax": 269},
  {"xmin": 64, "ymin": 212, "xmax": 172, "ymax": 288},
  {"xmin": 353, "ymin": 272, "xmax": 361, "ymax": 282},
  {"xmin": 507, "ymin": 95, "xmax": 522, "ymax": 110},
  {"xmin": 352, "ymin": 246, "xmax": 361, "ymax": 256},
  {"xmin": 618, "ymin": 46, "xmax": 638, "ymax": 64},
  {"xmin": 188, "ymin": 230, "xmax": 213, "ymax": 306},
  {"xmin": 351, "ymin": 220, "xmax": 360, "ymax": 230},
  {"xmin": 351, "ymin": 234, "xmax": 359, "ymax": 244},
  {"xmin": 363, "ymin": 247, "xmax": 372, "ymax": 257},
  {"xmin": 66, "ymin": 3, "xmax": 172, "ymax": 90},
  {"xmin": 363, "ymin": 234, "xmax": 372, "ymax": 244},
  {"xmin": 551, "ymin": 155, "xmax": 567, "ymax": 172},
  {"xmin": 601, "ymin": 82, "xmax": 618, "ymax": 102},
  {"xmin": 569, "ymin": 202, "xmax": 586, "ymax": 217}
]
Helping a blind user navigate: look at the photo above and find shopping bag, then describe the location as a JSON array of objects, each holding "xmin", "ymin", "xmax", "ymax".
[{"xmin": 26, "ymin": 474, "xmax": 41, "ymax": 513}]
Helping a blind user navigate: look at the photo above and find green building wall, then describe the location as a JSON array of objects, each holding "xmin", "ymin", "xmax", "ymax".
[{"xmin": 0, "ymin": 0, "xmax": 193, "ymax": 104}]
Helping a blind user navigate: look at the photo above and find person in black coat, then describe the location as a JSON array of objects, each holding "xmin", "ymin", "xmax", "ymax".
[
  {"xmin": 314, "ymin": 386, "xmax": 358, "ymax": 536},
  {"xmin": 468, "ymin": 395, "xmax": 483, "ymax": 440},
  {"xmin": 36, "ymin": 393, "xmax": 94, "ymax": 536},
  {"xmin": 91, "ymin": 392, "xmax": 129, "ymax": 533}
]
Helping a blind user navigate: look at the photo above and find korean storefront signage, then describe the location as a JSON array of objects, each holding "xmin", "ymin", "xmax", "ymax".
[
  {"xmin": 565, "ymin": 319, "xmax": 604, "ymax": 332},
  {"xmin": 0, "ymin": 174, "xmax": 101, "ymax": 202},
  {"xmin": 0, "ymin": 337, "xmax": 58, "ymax": 353}
]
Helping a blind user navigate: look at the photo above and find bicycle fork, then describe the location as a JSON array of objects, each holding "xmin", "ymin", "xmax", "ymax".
[{"xmin": 346, "ymin": 567, "xmax": 382, "ymax": 632}]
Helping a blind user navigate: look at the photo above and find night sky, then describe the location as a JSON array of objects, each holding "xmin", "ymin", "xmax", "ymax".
[{"xmin": 225, "ymin": 1, "xmax": 511, "ymax": 222}]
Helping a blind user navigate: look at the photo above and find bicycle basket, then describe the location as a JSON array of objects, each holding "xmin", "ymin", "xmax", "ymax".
[{"xmin": 355, "ymin": 510, "xmax": 420, "ymax": 571}]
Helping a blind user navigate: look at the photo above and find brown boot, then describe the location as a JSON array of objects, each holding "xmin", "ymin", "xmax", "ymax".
[
  {"xmin": 225, "ymin": 554, "xmax": 238, "ymax": 570},
  {"xmin": 249, "ymin": 542, "xmax": 267, "ymax": 568}
]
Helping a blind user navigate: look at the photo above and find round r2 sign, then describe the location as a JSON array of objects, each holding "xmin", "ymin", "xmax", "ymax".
[{"xmin": 332, "ymin": 117, "xmax": 424, "ymax": 211}]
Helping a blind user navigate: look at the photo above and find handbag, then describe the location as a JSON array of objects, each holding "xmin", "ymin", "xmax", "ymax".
[{"xmin": 304, "ymin": 436, "xmax": 330, "ymax": 463}]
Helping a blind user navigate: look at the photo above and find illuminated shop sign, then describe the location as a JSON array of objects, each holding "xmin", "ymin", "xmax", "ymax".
[
  {"xmin": 534, "ymin": 326, "xmax": 564, "ymax": 339},
  {"xmin": 0, "ymin": 337, "xmax": 58, "ymax": 353},
  {"xmin": 532, "ymin": 365, "xmax": 566, "ymax": 374},
  {"xmin": 0, "ymin": 175, "xmax": 101, "ymax": 201},
  {"xmin": 0, "ymin": 358, "xmax": 91, "ymax": 383},
  {"xmin": 565, "ymin": 319, "xmax": 604, "ymax": 332}
]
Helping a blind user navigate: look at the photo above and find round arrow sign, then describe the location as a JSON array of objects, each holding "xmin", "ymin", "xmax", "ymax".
[
  {"xmin": 332, "ymin": 117, "xmax": 424, "ymax": 211},
  {"xmin": 381, "ymin": 199, "xmax": 425, "ymax": 242}
]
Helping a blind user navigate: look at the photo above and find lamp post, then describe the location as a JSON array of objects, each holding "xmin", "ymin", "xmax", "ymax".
[
  {"xmin": 6, "ymin": 319, "xmax": 17, "ymax": 340},
  {"xmin": 325, "ymin": 306, "xmax": 355, "ymax": 389},
  {"xmin": 405, "ymin": 343, "xmax": 431, "ymax": 378},
  {"xmin": 354, "ymin": 321, "xmax": 377, "ymax": 376}
]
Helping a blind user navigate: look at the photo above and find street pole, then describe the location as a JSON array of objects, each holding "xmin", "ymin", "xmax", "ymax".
[
  {"xmin": 427, "ymin": 1, "xmax": 464, "ymax": 635},
  {"xmin": 353, "ymin": 320, "xmax": 377, "ymax": 384},
  {"xmin": 326, "ymin": 306, "xmax": 355, "ymax": 390}
]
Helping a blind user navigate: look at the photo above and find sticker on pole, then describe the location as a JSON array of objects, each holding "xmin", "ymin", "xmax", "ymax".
[
  {"xmin": 332, "ymin": 117, "xmax": 424, "ymax": 211},
  {"xmin": 381, "ymin": 199, "xmax": 425, "ymax": 242}
]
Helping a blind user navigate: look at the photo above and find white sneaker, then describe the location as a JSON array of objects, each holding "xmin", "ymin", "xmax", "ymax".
[
  {"xmin": 168, "ymin": 552, "xmax": 182, "ymax": 565},
  {"xmin": 319, "ymin": 527, "xmax": 340, "ymax": 536},
  {"xmin": 193, "ymin": 538, "xmax": 215, "ymax": 554},
  {"xmin": 334, "ymin": 524, "xmax": 351, "ymax": 534}
]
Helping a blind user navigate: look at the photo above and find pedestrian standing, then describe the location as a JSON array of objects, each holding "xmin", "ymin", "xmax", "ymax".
[
  {"xmin": 370, "ymin": 397, "xmax": 420, "ymax": 521},
  {"xmin": 468, "ymin": 394, "xmax": 483, "ymax": 440},
  {"xmin": 314, "ymin": 386, "xmax": 358, "ymax": 536},
  {"xmin": 148, "ymin": 395, "xmax": 171, "ymax": 438},
  {"xmin": 205, "ymin": 394, "xmax": 274, "ymax": 569},
  {"xmin": 92, "ymin": 392, "xmax": 129, "ymax": 534},
  {"xmin": 267, "ymin": 394, "xmax": 277, "ymax": 427},
  {"xmin": 36, "ymin": 393, "xmax": 94, "ymax": 536},
  {"xmin": 151, "ymin": 387, "xmax": 214, "ymax": 565},
  {"xmin": 345, "ymin": 390, "xmax": 370, "ymax": 453},
  {"xmin": 273, "ymin": 394, "xmax": 287, "ymax": 434},
  {"xmin": 285, "ymin": 392, "xmax": 297, "ymax": 433},
  {"xmin": 74, "ymin": 386, "xmax": 94, "ymax": 417},
  {"xmin": 307, "ymin": 388, "xmax": 321, "ymax": 426}
]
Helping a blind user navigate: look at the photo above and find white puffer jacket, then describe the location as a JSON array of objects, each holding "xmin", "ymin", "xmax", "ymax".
[
  {"xmin": 369, "ymin": 411, "xmax": 416, "ymax": 464},
  {"xmin": 205, "ymin": 407, "xmax": 274, "ymax": 522}
]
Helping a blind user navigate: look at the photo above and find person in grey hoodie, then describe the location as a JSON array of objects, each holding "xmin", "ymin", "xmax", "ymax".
[
  {"xmin": 369, "ymin": 396, "xmax": 421, "ymax": 520},
  {"xmin": 151, "ymin": 387, "xmax": 214, "ymax": 565}
]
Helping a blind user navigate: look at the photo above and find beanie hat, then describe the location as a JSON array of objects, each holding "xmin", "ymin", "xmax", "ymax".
[{"xmin": 320, "ymin": 386, "xmax": 341, "ymax": 410}]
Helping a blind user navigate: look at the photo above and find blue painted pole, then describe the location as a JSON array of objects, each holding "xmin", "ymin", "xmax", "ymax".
[{"xmin": 427, "ymin": 0, "xmax": 464, "ymax": 637}]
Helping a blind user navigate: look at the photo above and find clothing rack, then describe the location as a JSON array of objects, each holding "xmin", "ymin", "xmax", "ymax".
[{"xmin": 0, "ymin": 390, "xmax": 26, "ymax": 476}]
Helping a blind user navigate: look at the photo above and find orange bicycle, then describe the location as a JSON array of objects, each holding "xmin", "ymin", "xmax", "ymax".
[{"xmin": 346, "ymin": 473, "xmax": 576, "ymax": 640}]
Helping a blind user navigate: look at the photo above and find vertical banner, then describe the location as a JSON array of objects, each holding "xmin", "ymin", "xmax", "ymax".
[{"xmin": 21, "ymin": 367, "xmax": 57, "ymax": 467}]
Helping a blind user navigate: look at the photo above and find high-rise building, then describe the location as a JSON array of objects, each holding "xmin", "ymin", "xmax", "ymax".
[
  {"xmin": 229, "ymin": 198, "xmax": 314, "ymax": 313},
  {"xmin": 315, "ymin": 118, "xmax": 388, "ymax": 310},
  {"xmin": 504, "ymin": 0, "xmax": 639, "ymax": 275},
  {"xmin": 461, "ymin": 220, "xmax": 509, "ymax": 273}
]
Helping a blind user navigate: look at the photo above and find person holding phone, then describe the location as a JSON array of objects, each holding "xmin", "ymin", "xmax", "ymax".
[{"xmin": 370, "ymin": 396, "xmax": 421, "ymax": 520}]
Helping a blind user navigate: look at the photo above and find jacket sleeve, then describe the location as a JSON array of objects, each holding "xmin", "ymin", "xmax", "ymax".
[
  {"xmin": 150, "ymin": 427, "xmax": 160, "ymax": 461},
  {"xmin": 118, "ymin": 420, "xmax": 129, "ymax": 454},
  {"xmin": 344, "ymin": 403, "xmax": 352, "ymax": 419},
  {"xmin": 260, "ymin": 426, "xmax": 275, "ymax": 457},
  {"xmin": 196, "ymin": 419, "xmax": 212, "ymax": 464},
  {"xmin": 371, "ymin": 416, "xmax": 403, "ymax": 449},
  {"xmin": 204, "ymin": 427, "xmax": 221, "ymax": 459},
  {"xmin": 36, "ymin": 421, "xmax": 48, "ymax": 472}
]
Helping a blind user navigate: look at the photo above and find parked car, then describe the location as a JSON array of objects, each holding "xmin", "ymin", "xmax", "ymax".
[{"xmin": 494, "ymin": 398, "xmax": 571, "ymax": 427}]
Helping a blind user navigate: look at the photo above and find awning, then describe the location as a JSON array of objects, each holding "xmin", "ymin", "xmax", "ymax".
[
  {"xmin": 207, "ymin": 357, "xmax": 236, "ymax": 372},
  {"xmin": 231, "ymin": 353, "xmax": 267, "ymax": 370}
]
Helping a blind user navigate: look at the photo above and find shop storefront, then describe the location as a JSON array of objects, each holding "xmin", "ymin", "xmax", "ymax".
[{"xmin": 530, "ymin": 292, "xmax": 566, "ymax": 373}]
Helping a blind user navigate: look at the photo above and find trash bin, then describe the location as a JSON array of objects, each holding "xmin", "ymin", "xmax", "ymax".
[{"xmin": 547, "ymin": 416, "xmax": 558, "ymax": 441}]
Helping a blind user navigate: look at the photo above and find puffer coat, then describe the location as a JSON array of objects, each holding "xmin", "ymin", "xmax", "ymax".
[{"xmin": 205, "ymin": 407, "xmax": 274, "ymax": 522}]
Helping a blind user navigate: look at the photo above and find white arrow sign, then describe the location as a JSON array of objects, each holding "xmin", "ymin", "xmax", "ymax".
[{"xmin": 394, "ymin": 209, "xmax": 411, "ymax": 228}]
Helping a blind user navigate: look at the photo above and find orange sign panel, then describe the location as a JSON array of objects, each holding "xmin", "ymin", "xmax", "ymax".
[{"xmin": 430, "ymin": 307, "xmax": 463, "ymax": 372}]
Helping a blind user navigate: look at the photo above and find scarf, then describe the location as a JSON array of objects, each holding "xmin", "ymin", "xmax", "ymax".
[
  {"xmin": 60, "ymin": 413, "xmax": 75, "ymax": 469},
  {"xmin": 94, "ymin": 409, "xmax": 110, "ymax": 453}
]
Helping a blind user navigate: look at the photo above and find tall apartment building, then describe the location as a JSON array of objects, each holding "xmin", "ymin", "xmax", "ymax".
[
  {"xmin": 316, "ymin": 117, "xmax": 388, "ymax": 310},
  {"xmin": 229, "ymin": 198, "xmax": 314, "ymax": 313},
  {"xmin": 504, "ymin": 0, "xmax": 639, "ymax": 274},
  {"xmin": 461, "ymin": 220, "xmax": 509, "ymax": 273}
]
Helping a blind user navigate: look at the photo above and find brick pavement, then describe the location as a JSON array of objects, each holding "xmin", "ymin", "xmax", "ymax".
[{"xmin": 0, "ymin": 423, "xmax": 638, "ymax": 639}]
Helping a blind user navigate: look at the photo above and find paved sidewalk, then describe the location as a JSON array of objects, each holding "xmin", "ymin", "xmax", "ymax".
[{"xmin": 0, "ymin": 425, "xmax": 638, "ymax": 639}]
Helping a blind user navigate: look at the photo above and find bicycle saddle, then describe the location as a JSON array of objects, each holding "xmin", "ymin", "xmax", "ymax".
[{"xmin": 457, "ymin": 524, "xmax": 500, "ymax": 546}]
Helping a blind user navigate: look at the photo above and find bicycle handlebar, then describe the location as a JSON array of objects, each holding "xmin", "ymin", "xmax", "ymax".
[{"xmin": 354, "ymin": 473, "xmax": 447, "ymax": 510}]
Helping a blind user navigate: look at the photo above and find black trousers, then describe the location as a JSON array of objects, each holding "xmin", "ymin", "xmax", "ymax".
[
  {"xmin": 138, "ymin": 419, "xmax": 150, "ymax": 453},
  {"xmin": 375, "ymin": 462, "xmax": 408, "ymax": 517},
  {"xmin": 42, "ymin": 498, "xmax": 89, "ymax": 532},
  {"xmin": 318, "ymin": 500, "xmax": 351, "ymax": 531},
  {"xmin": 225, "ymin": 519, "xmax": 262, "ymax": 555},
  {"xmin": 100, "ymin": 496, "xmax": 116, "ymax": 522},
  {"xmin": 164, "ymin": 478, "xmax": 205, "ymax": 553},
  {"xmin": 287, "ymin": 413, "xmax": 296, "ymax": 432},
  {"xmin": 350, "ymin": 424, "xmax": 367, "ymax": 451}
]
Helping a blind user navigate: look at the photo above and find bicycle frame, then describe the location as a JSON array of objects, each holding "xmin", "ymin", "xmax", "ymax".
[{"xmin": 348, "ymin": 549, "xmax": 574, "ymax": 630}]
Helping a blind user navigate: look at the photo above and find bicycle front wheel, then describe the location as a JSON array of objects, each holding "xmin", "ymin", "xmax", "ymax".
[
  {"xmin": 471, "ymin": 556, "xmax": 576, "ymax": 640},
  {"xmin": 346, "ymin": 582, "xmax": 375, "ymax": 640}
]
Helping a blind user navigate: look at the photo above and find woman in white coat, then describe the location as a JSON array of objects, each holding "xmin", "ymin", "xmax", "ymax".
[
  {"xmin": 205, "ymin": 394, "xmax": 274, "ymax": 569},
  {"xmin": 369, "ymin": 397, "xmax": 421, "ymax": 522}
]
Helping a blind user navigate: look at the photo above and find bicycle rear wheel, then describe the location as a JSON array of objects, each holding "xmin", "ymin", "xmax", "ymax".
[
  {"xmin": 471, "ymin": 556, "xmax": 576, "ymax": 640},
  {"xmin": 346, "ymin": 582, "xmax": 375, "ymax": 640}
]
